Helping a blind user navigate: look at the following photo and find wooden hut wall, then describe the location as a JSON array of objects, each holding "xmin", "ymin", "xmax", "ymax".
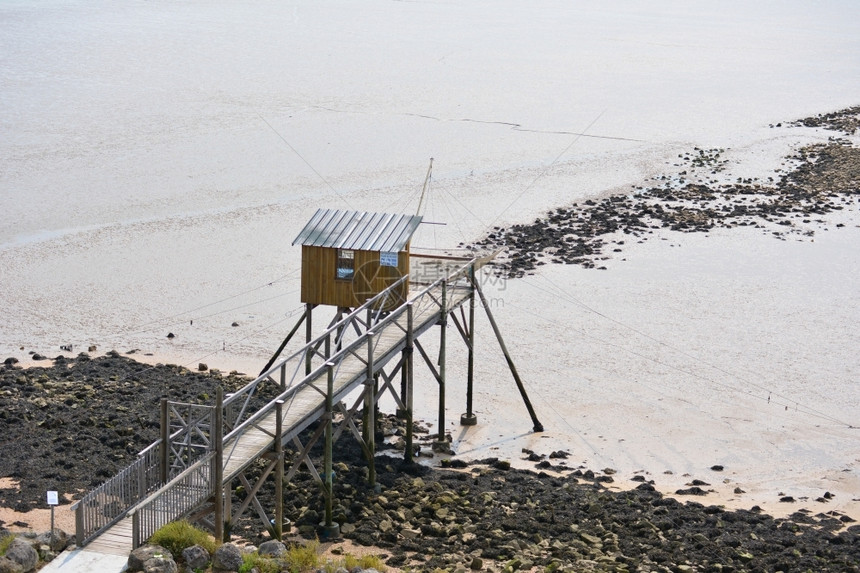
[{"xmin": 300, "ymin": 245, "xmax": 411, "ymax": 308}]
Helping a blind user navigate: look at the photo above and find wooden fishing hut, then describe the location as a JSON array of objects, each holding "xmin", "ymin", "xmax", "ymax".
[{"xmin": 292, "ymin": 208, "xmax": 423, "ymax": 310}]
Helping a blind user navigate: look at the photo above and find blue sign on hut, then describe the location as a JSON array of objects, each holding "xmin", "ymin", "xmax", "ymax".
[{"xmin": 292, "ymin": 208, "xmax": 423, "ymax": 309}]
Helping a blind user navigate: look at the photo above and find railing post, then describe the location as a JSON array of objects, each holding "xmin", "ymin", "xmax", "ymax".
[
  {"xmin": 214, "ymin": 386, "xmax": 224, "ymax": 543},
  {"xmin": 404, "ymin": 302, "xmax": 415, "ymax": 464},
  {"xmin": 462, "ymin": 264, "xmax": 478, "ymax": 426},
  {"xmin": 132, "ymin": 511, "xmax": 140, "ymax": 549},
  {"xmin": 365, "ymin": 332, "xmax": 376, "ymax": 486},
  {"xmin": 137, "ymin": 457, "xmax": 146, "ymax": 501},
  {"xmin": 322, "ymin": 362, "xmax": 339, "ymax": 538},
  {"xmin": 438, "ymin": 280, "xmax": 447, "ymax": 442},
  {"xmin": 274, "ymin": 399, "xmax": 284, "ymax": 540},
  {"xmin": 159, "ymin": 399, "xmax": 169, "ymax": 483},
  {"xmin": 75, "ymin": 504, "xmax": 83, "ymax": 547}
]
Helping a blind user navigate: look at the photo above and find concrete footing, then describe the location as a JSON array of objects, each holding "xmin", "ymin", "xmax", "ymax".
[{"xmin": 460, "ymin": 412, "xmax": 478, "ymax": 426}]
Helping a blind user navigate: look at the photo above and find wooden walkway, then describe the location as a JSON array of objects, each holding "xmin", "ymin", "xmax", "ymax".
[
  {"xmin": 81, "ymin": 273, "xmax": 474, "ymax": 554},
  {"xmin": 83, "ymin": 517, "xmax": 133, "ymax": 556},
  {"xmin": 222, "ymin": 280, "xmax": 471, "ymax": 481}
]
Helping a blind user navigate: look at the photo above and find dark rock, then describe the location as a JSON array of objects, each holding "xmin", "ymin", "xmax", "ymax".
[
  {"xmin": 181, "ymin": 545, "xmax": 210, "ymax": 570},
  {"xmin": 492, "ymin": 460, "xmax": 511, "ymax": 471},
  {"xmin": 675, "ymin": 487, "xmax": 708, "ymax": 496},
  {"xmin": 473, "ymin": 136, "xmax": 860, "ymax": 277},
  {"xmin": 36, "ymin": 529, "xmax": 70, "ymax": 552},
  {"xmin": 258, "ymin": 540, "xmax": 286, "ymax": 556},
  {"xmin": 212, "ymin": 543, "xmax": 243, "ymax": 572},
  {"xmin": 127, "ymin": 545, "xmax": 173, "ymax": 572},
  {"xmin": 2, "ymin": 538, "xmax": 37, "ymax": 572}
]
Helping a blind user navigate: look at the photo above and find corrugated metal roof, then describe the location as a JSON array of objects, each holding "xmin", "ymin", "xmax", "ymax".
[{"xmin": 292, "ymin": 209, "xmax": 423, "ymax": 252}]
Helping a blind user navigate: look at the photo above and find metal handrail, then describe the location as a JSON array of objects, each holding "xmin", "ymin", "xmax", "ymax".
[
  {"xmin": 130, "ymin": 451, "xmax": 216, "ymax": 548},
  {"xmin": 220, "ymin": 259, "xmax": 474, "ymax": 451},
  {"xmin": 72, "ymin": 445, "xmax": 162, "ymax": 546}
]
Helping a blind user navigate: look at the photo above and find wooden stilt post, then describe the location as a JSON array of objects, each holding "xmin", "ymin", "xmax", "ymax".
[
  {"xmin": 305, "ymin": 303, "xmax": 314, "ymax": 375},
  {"xmin": 404, "ymin": 302, "xmax": 415, "ymax": 464},
  {"xmin": 473, "ymin": 278, "xmax": 544, "ymax": 432},
  {"xmin": 437, "ymin": 280, "xmax": 447, "ymax": 442},
  {"xmin": 223, "ymin": 481, "xmax": 232, "ymax": 542},
  {"xmin": 399, "ymin": 346, "xmax": 407, "ymax": 417},
  {"xmin": 374, "ymin": 374, "xmax": 380, "ymax": 442},
  {"xmin": 274, "ymin": 399, "xmax": 284, "ymax": 540},
  {"xmin": 159, "ymin": 399, "xmax": 169, "ymax": 483},
  {"xmin": 214, "ymin": 387, "xmax": 224, "ymax": 543},
  {"xmin": 365, "ymin": 332, "xmax": 376, "ymax": 486},
  {"xmin": 335, "ymin": 307, "xmax": 347, "ymax": 352},
  {"xmin": 322, "ymin": 361, "xmax": 339, "ymax": 537},
  {"xmin": 461, "ymin": 264, "xmax": 478, "ymax": 426}
]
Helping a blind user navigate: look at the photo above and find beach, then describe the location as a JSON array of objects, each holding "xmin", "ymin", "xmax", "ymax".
[{"xmin": 1, "ymin": 0, "xmax": 859, "ymax": 544}]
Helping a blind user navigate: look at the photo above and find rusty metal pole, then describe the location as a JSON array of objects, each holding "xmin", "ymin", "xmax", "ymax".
[{"xmin": 474, "ymin": 278, "xmax": 543, "ymax": 432}]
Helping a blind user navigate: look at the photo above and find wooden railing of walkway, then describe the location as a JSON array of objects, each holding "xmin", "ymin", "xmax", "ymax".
[{"xmin": 73, "ymin": 255, "xmax": 486, "ymax": 551}]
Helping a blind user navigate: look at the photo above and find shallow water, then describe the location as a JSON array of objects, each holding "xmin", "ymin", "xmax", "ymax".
[{"xmin": 1, "ymin": 1, "xmax": 859, "ymax": 518}]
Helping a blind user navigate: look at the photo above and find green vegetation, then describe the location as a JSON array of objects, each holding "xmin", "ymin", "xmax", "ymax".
[
  {"xmin": 239, "ymin": 540, "xmax": 388, "ymax": 573},
  {"xmin": 0, "ymin": 533, "xmax": 15, "ymax": 556},
  {"xmin": 284, "ymin": 540, "xmax": 322, "ymax": 572},
  {"xmin": 239, "ymin": 551, "xmax": 282, "ymax": 573},
  {"xmin": 343, "ymin": 553, "xmax": 387, "ymax": 571},
  {"xmin": 149, "ymin": 520, "xmax": 216, "ymax": 560}
]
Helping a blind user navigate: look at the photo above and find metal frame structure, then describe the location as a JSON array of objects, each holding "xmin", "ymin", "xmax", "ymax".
[{"xmin": 72, "ymin": 253, "xmax": 542, "ymax": 551}]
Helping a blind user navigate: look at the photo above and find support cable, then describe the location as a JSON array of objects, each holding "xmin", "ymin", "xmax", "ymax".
[
  {"xmin": 514, "ymin": 275, "xmax": 855, "ymax": 429},
  {"xmin": 256, "ymin": 113, "xmax": 356, "ymax": 211}
]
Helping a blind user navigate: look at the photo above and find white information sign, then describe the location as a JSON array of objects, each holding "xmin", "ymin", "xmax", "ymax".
[
  {"xmin": 47, "ymin": 491, "xmax": 59, "ymax": 506},
  {"xmin": 380, "ymin": 252, "xmax": 398, "ymax": 267}
]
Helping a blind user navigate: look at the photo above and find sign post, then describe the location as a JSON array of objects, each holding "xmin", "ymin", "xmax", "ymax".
[{"xmin": 47, "ymin": 491, "xmax": 59, "ymax": 541}]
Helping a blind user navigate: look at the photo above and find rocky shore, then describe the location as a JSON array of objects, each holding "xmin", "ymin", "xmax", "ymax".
[
  {"xmin": 475, "ymin": 107, "xmax": 860, "ymax": 277},
  {"xmin": 0, "ymin": 352, "xmax": 255, "ymax": 513},
  {"xmin": 1, "ymin": 355, "xmax": 859, "ymax": 572},
  {"xmin": 2, "ymin": 106, "xmax": 859, "ymax": 571}
]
